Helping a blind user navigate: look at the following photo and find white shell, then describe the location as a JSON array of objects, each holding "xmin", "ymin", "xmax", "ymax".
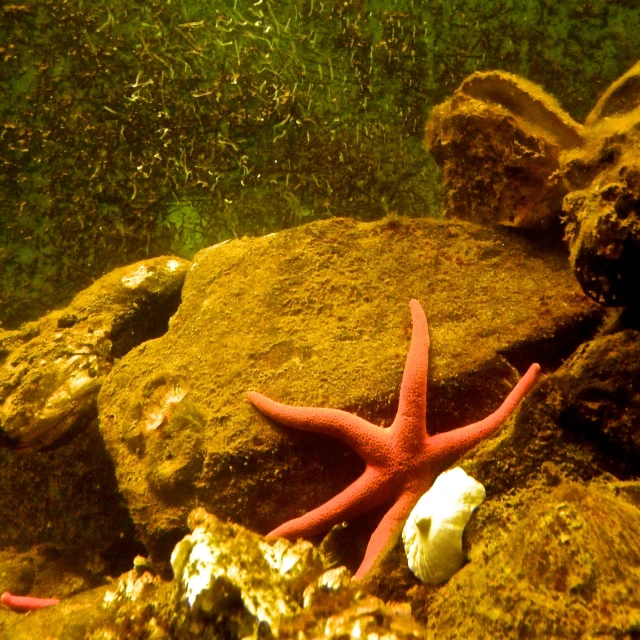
[{"xmin": 402, "ymin": 467, "xmax": 486, "ymax": 584}]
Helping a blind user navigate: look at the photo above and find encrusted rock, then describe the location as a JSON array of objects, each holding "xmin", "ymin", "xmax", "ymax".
[
  {"xmin": 584, "ymin": 60, "xmax": 640, "ymax": 126},
  {"xmin": 428, "ymin": 63, "xmax": 640, "ymax": 306},
  {"xmin": 425, "ymin": 482, "xmax": 640, "ymax": 639},
  {"xmin": 97, "ymin": 216, "xmax": 599, "ymax": 562},
  {"xmin": 83, "ymin": 525, "xmax": 426, "ymax": 640},
  {"xmin": 559, "ymin": 63, "xmax": 640, "ymax": 307},
  {"xmin": 0, "ymin": 256, "xmax": 189, "ymax": 450},
  {"xmin": 468, "ymin": 327, "xmax": 640, "ymax": 494},
  {"xmin": 171, "ymin": 508, "xmax": 326, "ymax": 638},
  {"xmin": 426, "ymin": 70, "xmax": 584, "ymax": 228},
  {"xmin": 282, "ymin": 594, "xmax": 426, "ymax": 639}
]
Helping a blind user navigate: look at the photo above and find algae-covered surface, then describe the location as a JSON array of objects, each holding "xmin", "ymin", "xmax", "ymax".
[
  {"xmin": 3, "ymin": 0, "xmax": 640, "ymax": 327},
  {"xmin": 98, "ymin": 215, "xmax": 599, "ymax": 560}
]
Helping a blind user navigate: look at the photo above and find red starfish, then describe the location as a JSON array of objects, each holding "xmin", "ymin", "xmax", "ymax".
[
  {"xmin": 1, "ymin": 591, "xmax": 60, "ymax": 611},
  {"xmin": 249, "ymin": 300, "xmax": 540, "ymax": 579}
]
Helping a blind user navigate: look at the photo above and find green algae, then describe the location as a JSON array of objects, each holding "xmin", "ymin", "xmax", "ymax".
[{"xmin": 3, "ymin": 0, "xmax": 640, "ymax": 327}]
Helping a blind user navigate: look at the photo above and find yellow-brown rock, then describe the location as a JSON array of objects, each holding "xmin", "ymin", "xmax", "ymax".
[
  {"xmin": 0, "ymin": 256, "xmax": 190, "ymax": 450},
  {"xmin": 425, "ymin": 483, "xmax": 640, "ymax": 639},
  {"xmin": 559, "ymin": 61, "xmax": 640, "ymax": 307},
  {"xmin": 426, "ymin": 71, "xmax": 584, "ymax": 228},
  {"xmin": 97, "ymin": 215, "xmax": 599, "ymax": 562}
]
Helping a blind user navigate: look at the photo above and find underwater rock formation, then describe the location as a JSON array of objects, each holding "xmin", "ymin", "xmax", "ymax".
[
  {"xmin": 425, "ymin": 482, "xmax": 640, "ymax": 639},
  {"xmin": 97, "ymin": 216, "xmax": 599, "ymax": 564},
  {"xmin": 426, "ymin": 70, "xmax": 584, "ymax": 228},
  {"xmin": 0, "ymin": 256, "xmax": 190, "ymax": 450},
  {"xmin": 171, "ymin": 508, "xmax": 325, "ymax": 638},
  {"xmin": 468, "ymin": 324, "xmax": 640, "ymax": 493},
  {"xmin": 560, "ymin": 61, "xmax": 640, "ymax": 307},
  {"xmin": 74, "ymin": 513, "xmax": 426, "ymax": 640},
  {"xmin": 428, "ymin": 63, "xmax": 640, "ymax": 307}
]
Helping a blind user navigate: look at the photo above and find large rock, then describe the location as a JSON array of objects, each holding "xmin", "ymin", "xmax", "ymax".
[
  {"xmin": 0, "ymin": 256, "xmax": 189, "ymax": 581},
  {"xmin": 426, "ymin": 71, "xmax": 584, "ymax": 228},
  {"xmin": 97, "ymin": 216, "xmax": 600, "ymax": 560},
  {"xmin": 0, "ymin": 423, "xmax": 140, "ymax": 578},
  {"xmin": 426, "ymin": 63, "xmax": 640, "ymax": 308},
  {"xmin": 0, "ymin": 256, "xmax": 190, "ymax": 450},
  {"xmin": 424, "ymin": 482, "xmax": 640, "ymax": 639}
]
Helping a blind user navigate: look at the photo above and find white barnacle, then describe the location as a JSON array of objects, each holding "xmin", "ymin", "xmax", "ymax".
[
  {"xmin": 402, "ymin": 467, "xmax": 485, "ymax": 584},
  {"xmin": 122, "ymin": 265, "xmax": 152, "ymax": 289}
]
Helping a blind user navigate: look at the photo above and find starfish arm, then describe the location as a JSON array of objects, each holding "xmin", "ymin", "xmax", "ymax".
[
  {"xmin": 429, "ymin": 362, "xmax": 541, "ymax": 463},
  {"xmin": 248, "ymin": 391, "xmax": 385, "ymax": 457},
  {"xmin": 393, "ymin": 300, "xmax": 429, "ymax": 433},
  {"xmin": 266, "ymin": 466, "xmax": 389, "ymax": 540},
  {"xmin": 353, "ymin": 489, "xmax": 418, "ymax": 580}
]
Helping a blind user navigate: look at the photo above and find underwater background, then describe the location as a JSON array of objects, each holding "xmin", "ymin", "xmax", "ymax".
[{"xmin": 2, "ymin": 0, "xmax": 640, "ymax": 327}]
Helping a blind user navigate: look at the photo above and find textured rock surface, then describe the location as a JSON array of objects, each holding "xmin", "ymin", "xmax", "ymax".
[
  {"xmin": 171, "ymin": 507, "xmax": 325, "ymax": 637},
  {"xmin": 560, "ymin": 63, "xmax": 640, "ymax": 307},
  {"xmin": 0, "ymin": 256, "xmax": 190, "ymax": 450},
  {"xmin": 424, "ymin": 482, "xmax": 640, "ymax": 639},
  {"xmin": 426, "ymin": 71, "xmax": 583, "ymax": 228},
  {"xmin": 584, "ymin": 60, "xmax": 640, "ymax": 126},
  {"xmin": 98, "ymin": 215, "xmax": 600, "ymax": 561},
  {"xmin": 75, "ymin": 516, "xmax": 425, "ymax": 640},
  {"xmin": 426, "ymin": 63, "xmax": 640, "ymax": 307},
  {"xmin": 0, "ymin": 422, "xmax": 141, "ymax": 578},
  {"xmin": 476, "ymin": 326, "xmax": 640, "ymax": 492}
]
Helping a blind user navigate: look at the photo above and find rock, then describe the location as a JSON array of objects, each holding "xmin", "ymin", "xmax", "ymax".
[
  {"xmin": 470, "ymin": 327, "xmax": 640, "ymax": 495},
  {"xmin": 97, "ymin": 216, "xmax": 600, "ymax": 562},
  {"xmin": 0, "ymin": 256, "xmax": 190, "ymax": 450},
  {"xmin": 424, "ymin": 482, "xmax": 640, "ymax": 639},
  {"xmin": 584, "ymin": 60, "xmax": 640, "ymax": 126},
  {"xmin": 559, "ymin": 63, "xmax": 640, "ymax": 307},
  {"xmin": 282, "ymin": 591, "xmax": 426, "ymax": 639},
  {"xmin": 426, "ymin": 71, "xmax": 584, "ymax": 228},
  {"xmin": 0, "ymin": 421, "xmax": 141, "ymax": 578},
  {"xmin": 426, "ymin": 63, "xmax": 640, "ymax": 307},
  {"xmin": 81, "ymin": 518, "xmax": 426, "ymax": 640},
  {"xmin": 171, "ymin": 508, "xmax": 325, "ymax": 638}
]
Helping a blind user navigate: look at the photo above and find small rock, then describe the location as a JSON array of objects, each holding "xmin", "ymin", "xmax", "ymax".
[
  {"xmin": 0, "ymin": 256, "xmax": 189, "ymax": 450},
  {"xmin": 426, "ymin": 70, "xmax": 583, "ymax": 228},
  {"xmin": 171, "ymin": 508, "xmax": 326, "ymax": 638},
  {"xmin": 560, "ymin": 64, "xmax": 640, "ymax": 307}
]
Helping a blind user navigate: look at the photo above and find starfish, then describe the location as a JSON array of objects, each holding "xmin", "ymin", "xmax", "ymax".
[
  {"xmin": 248, "ymin": 300, "xmax": 540, "ymax": 580},
  {"xmin": 1, "ymin": 591, "xmax": 60, "ymax": 612}
]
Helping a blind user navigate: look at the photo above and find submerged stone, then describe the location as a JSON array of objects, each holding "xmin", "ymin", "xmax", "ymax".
[
  {"xmin": 97, "ymin": 216, "xmax": 599, "ymax": 562},
  {"xmin": 426, "ymin": 482, "xmax": 640, "ymax": 639},
  {"xmin": 0, "ymin": 256, "xmax": 190, "ymax": 450},
  {"xmin": 171, "ymin": 508, "xmax": 325, "ymax": 637},
  {"xmin": 426, "ymin": 70, "xmax": 583, "ymax": 228},
  {"xmin": 560, "ymin": 62, "xmax": 640, "ymax": 307}
]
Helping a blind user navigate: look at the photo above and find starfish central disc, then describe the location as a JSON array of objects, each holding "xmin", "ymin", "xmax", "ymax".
[{"xmin": 249, "ymin": 300, "xmax": 540, "ymax": 579}]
